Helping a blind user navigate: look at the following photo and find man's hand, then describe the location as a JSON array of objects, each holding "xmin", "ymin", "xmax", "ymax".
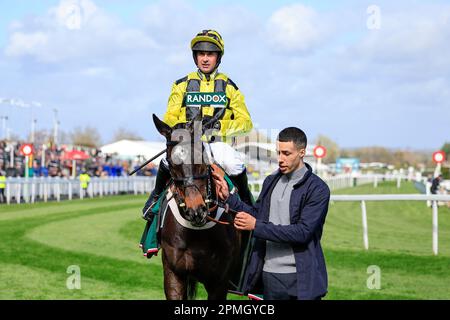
[
  {"xmin": 211, "ymin": 167, "xmax": 229, "ymax": 201},
  {"xmin": 234, "ymin": 212, "xmax": 256, "ymax": 231}
]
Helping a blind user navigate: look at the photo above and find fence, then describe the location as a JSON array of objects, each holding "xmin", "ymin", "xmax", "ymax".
[
  {"xmin": 249, "ymin": 173, "xmax": 450, "ymax": 255},
  {"xmin": 324, "ymin": 172, "xmax": 410, "ymax": 190},
  {"xmin": 3, "ymin": 172, "xmax": 447, "ymax": 255},
  {"xmin": 248, "ymin": 172, "xmax": 409, "ymax": 194},
  {"xmin": 330, "ymin": 194, "xmax": 450, "ymax": 255},
  {"xmin": 2, "ymin": 176, "xmax": 155, "ymax": 205},
  {"xmin": 2, "ymin": 172, "xmax": 406, "ymax": 204},
  {"xmin": 2, "ymin": 172, "xmax": 411, "ymax": 205}
]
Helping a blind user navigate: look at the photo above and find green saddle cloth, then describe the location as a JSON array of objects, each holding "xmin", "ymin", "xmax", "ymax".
[
  {"xmin": 138, "ymin": 174, "xmax": 256, "ymax": 297},
  {"xmin": 139, "ymin": 175, "xmax": 239, "ymax": 257},
  {"xmin": 139, "ymin": 189, "xmax": 167, "ymax": 257}
]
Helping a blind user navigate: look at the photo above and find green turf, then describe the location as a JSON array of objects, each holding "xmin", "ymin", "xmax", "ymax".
[
  {"xmin": 323, "ymin": 181, "xmax": 450, "ymax": 299},
  {"xmin": 0, "ymin": 181, "xmax": 449, "ymax": 300}
]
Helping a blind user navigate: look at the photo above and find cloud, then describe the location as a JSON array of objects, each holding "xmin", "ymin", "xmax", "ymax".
[
  {"xmin": 354, "ymin": 4, "xmax": 450, "ymax": 70},
  {"xmin": 79, "ymin": 66, "xmax": 113, "ymax": 77},
  {"xmin": 2, "ymin": 0, "xmax": 449, "ymax": 149},
  {"xmin": 52, "ymin": 0, "xmax": 98, "ymax": 30},
  {"xmin": 4, "ymin": 0, "xmax": 158, "ymax": 63},
  {"xmin": 266, "ymin": 4, "xmax": 329, "ymax": 54},
  {"xmin": 139, "ymin": 0, "xmax": 198, "ymax": 47},
  {"xmin": 138, "ymin": 0, "xmax": 261, "ymax": 61},
  {"xmin": 5, "ymin": 31, "xmax": 49, "ymax": 57}
]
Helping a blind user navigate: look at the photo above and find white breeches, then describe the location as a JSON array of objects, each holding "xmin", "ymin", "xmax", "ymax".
[
  {"xmin": 205, "ymin": 142, "xmax": 245, "ymax": 176},
  {"xmin": 161, "ymin": 142, "xmax": 245, "ymax": 176}
]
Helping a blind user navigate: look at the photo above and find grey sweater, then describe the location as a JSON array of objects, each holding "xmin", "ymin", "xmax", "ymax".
[{"xmin": 263, "ymin": 164, "xmax": 307, "ymax": 273}]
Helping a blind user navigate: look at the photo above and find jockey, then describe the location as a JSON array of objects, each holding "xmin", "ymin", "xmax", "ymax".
[{"xmin": 142, "ymin": 29, "xmax": 254, "ymax": 221}]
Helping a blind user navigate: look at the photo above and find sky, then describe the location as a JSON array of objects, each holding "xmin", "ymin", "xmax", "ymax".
[{"xmin": 0, "ymin": 0, "xmax": 449, "ymax": 149}]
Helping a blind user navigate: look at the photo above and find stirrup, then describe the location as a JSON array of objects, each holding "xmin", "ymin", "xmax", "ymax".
[{"xmin": 142, "ymin": 196, "xmax": 159, "ymax": 221}]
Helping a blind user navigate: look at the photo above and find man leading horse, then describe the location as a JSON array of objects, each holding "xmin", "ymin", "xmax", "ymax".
[{"xmin": 142, "ymin": 29, "xmax": 254, "ymax": 252}]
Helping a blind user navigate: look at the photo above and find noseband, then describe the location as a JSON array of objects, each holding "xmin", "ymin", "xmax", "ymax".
[{"xmin": 166, "ymin": 140, "xmax": 229, "ymax": 225}]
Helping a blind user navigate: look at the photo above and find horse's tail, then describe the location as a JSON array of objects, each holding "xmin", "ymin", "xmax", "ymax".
[{"xmin": 187, "ymin": 276, "xmax": 198, "ymax": 300}]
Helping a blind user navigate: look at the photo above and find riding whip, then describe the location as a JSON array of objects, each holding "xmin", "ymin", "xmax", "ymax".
[{"xmin": 129, "ymin": 149, "xmax": 166, "ymax": 176}]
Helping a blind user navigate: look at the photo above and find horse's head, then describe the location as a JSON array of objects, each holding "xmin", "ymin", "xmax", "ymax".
[{"xmin": 153, "ymin": 114, "xmax": 213, "ymax": 227}]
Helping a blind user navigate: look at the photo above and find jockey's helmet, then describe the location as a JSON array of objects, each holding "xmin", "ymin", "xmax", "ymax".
[{"xmin": 191, "ymin": 30, "xmax": 224, "ymax": 68}]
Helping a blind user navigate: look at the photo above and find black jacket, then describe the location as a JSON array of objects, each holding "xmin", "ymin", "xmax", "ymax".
[{"xmin": 226, "ymin": 163, "xmax": 330, "ymax": 300}]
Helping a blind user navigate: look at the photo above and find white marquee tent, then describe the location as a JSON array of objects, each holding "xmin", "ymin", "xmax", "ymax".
[{"xmin": 100, "ymin": 139, "xmax": 166, "ymax": 163}]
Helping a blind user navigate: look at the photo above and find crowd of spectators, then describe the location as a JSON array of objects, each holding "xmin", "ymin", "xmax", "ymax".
[{"xmin": 0, "ymin": 140, "xmax": 158, "ymax": 178}]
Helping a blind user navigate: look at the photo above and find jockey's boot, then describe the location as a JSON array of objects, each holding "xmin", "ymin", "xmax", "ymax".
[
  {"xmin": 229, "ymin": 168, "xmax": 254, "ymax": 206},
  {"xmin": 142, "ymin": 163, "xmax": 171, "ymax": 222}
]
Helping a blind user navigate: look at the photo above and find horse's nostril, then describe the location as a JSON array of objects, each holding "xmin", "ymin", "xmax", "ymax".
[{"xmin": 187, "ymin": 208, "xmax": 196, "ymax": 219}]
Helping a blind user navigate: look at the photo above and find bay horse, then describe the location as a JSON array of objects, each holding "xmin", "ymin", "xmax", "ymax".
[{"xmin": 152, "ymin": 114, "xmax": 243, "ymax": 300}]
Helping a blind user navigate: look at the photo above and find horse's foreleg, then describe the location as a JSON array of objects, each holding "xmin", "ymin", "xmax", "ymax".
[
  {"xmin": 204, "ymin": 281, "xmax": 228, "ymax": 300},
  {"xmin": 163, "ymin": 267, "xmax": 187, "ymax": 300}
]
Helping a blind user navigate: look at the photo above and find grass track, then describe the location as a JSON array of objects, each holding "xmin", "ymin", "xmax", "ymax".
[{"xmin": 1, "ymin": 181, "xmax": 449, "ymax": 299}]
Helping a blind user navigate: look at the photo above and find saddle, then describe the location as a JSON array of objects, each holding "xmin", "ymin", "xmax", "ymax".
[
  {"xmin": 138, "ymin": 164, "xmax": 254, "ymax": 295},
  {"xmin": 139, "ymin": 166, "xmax": 234, "ymax": 257}
]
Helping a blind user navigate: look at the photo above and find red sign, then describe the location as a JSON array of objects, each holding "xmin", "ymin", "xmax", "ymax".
[
  {"xmin": 20, "ymin": 144, "xmax": 34, "ymax": 156},
  {"xmin": 432, "ymin": 151, "xmax": 446, "ymax": 164},
  {"xmin": 61, "ymin": 150, "xmax": 90, "ymax": 161},
  {"xmin": 313, "ymin": 146, "xmax": 327, "ymax": 159}
]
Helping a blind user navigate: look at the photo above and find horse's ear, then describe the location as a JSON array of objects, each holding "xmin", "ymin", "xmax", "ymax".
[{"xmin": 152, "ymin": 114, "xmax": 172, "ymax": 140}]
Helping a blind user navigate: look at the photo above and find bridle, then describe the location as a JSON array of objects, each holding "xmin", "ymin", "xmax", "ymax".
[
  {"xmin": 138, "ymin": 109, "xmax": 232, "ymax": 226},
  {"xmin": 165, "ymin": 139, "xmax": 233, "ymax": 226}
]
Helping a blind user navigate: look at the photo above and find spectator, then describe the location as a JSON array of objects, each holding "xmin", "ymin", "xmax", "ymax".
[
  {"xmin": 79, "ymin": 170, "xmax": 91, "ymax": 197},
  {"xmin": 430, "ymin": 175, "xmax": 442, "ymax": 194},
  {"xmin": 0, "ymin": 139, "xmax": 144, "ymax": 179},
  {"xmin": 32, "ymin": 160, "xmax": 41, "ymax": 177},
  {"xmin": 0, "ymin": 170, "xmax": 6, "ymax": 203}
]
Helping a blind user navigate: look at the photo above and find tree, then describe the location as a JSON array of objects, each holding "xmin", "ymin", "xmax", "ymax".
[
  {"xmin": 339, "ymin": 146, "xmax": 432, "ymax": 169},
  {"xmin": 55, "ymin": 129, "xmax": 70, "ymax": 145},
  {"xmin": 112, "ymin": 127, "xmax": 143, "ymax": 142},
  {"xmin": 70, "ymin": 126, "xmax": 102, "ymax": 148},
  {"xmin": 6, "ymin": 132, "xmax": 21, "ymax": 142},
  {"xmin": 340, "ymin": 146, "xmax": 394, "ymax": 164},
  {"xmin": 28, "ymin": 129, "xmax": 52, "ymax": 146},
  {"xmin": 315, "ymin": 134, "xmax": 340, "ymax": 163},
  {"xmin": 235, "ymin": 128, "xmax": 272, "ymax": 144}
]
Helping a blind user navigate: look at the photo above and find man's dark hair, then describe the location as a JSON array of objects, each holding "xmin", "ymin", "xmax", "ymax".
[{"xmin": 277, "ymin": 127, "xmax": 307, "ymax": 149}]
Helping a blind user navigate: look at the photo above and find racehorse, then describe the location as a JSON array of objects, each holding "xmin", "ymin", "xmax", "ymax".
[{"xmin": 152, "ymin": 114, "xmax": 243, "ymax": 300}]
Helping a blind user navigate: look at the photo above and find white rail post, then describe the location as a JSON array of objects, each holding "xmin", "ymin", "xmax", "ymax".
[
  {"xmin": 397, "ymin": 175, "xmax": 401, "ymax": 189},
  {"xmin": 426, "ymin": 181, "xmax": 431, "ymax": 207},
  {"xmin": 361, "ymin": 200, "xmax": 369, "ymax": 250},
  {"xmin": 432, "ymin": 200, "xmax": 438, "ymax": 256},
  {"xmin": 89, "ymin": 181, "xmax": 93, "ymax": 198},
  {"xmin": 24, "ymin": 177, "xmax": 29, "ymax": 204},
  {"xmin": 31, "ymin": 179, "xmax": 36, "ymax": 204},
  {"xmin": 56, "ymin": 181, "xmax": 60, "ymax": 202},
  {"xmin": 68, "ymin": 179, "xmax": 72, "ymax": 200},
  {"xmin": 39, "ymin": 176, "xmax": 44, "ymax": 200},
  {"xmin": 16, "ymin": 181, "xmax": 21, "ymax": 204},
  {"xmin": 44, "ymin": 181, "xmax": 48, "ymax": 203},
  {"xmin": 374, "ymin": 175, "xmax": 378, "ymax": 188},
  {"xmin": 93, "ymin": 180, "xmax": 97, "ymax": 197}
]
